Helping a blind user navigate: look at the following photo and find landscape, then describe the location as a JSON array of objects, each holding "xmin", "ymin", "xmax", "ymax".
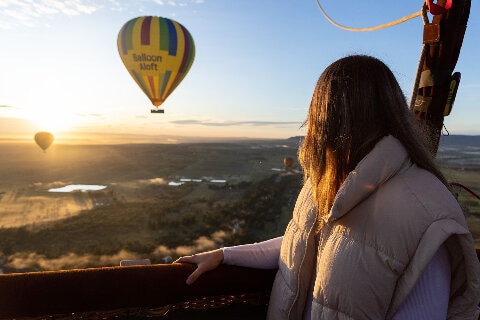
[{"xmin": 0, "ymin": 134, "xmax": 479, "ymax": 274}]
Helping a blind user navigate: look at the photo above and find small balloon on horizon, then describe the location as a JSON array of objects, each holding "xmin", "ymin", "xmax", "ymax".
[
  {"xmin": 34, "ymin": 131, "xmax": 54, "ymax": 152},
  {"xmin": 284, "ymin": 157, "xmax": 294, "ymax": 169}
]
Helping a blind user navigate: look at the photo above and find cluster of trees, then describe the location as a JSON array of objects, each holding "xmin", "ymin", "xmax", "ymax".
[{"xmin": 0, "ymin": 173, "xmax": 303, "ymax": 272}]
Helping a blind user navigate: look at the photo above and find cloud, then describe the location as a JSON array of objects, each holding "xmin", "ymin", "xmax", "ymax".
[
  {"xmin": 34, "ymin": 181, "xmax": 72, "ymax": 189},
  {"xmin": 171, "ymin": 119, "xmax": 301, "ymax": 127},
  {"xmin": 5, "ymin": 231, "xmax": 228, "ymax": 271},
  {"xmin": 147, "ymin": 178, "xmax": 166, "ymax": 184},
  {"xmin": 29, "ymin": 1, "xmax": 99, "ymax": 16},
  {"xmin": 166, "ymin": 230, "xmax": 227, "ymax": 256},
  {"xmin": 0, "ymin": 105, "xmax": 13, "ymax": 108},
  {"xmin": 0, "ymin": 0, "xmax": 205, "ymax": 28},
  {"xmin": 0, "ymin": 0, "xmax": 101, "ymax": 28},
  {"xmin": 153, "ymin": 0, "xmax": 199, "ymax": 6},
  {"xmin": 153, "ymin": 231, "xmax": 227, "ymax": 257},
  {"xmin": 134, "ymin": 177, "xmax": 167, "ymax": 185},
  {"xmin": 75, "ymin": 113, "xmax": 104, "ymax": 118}
]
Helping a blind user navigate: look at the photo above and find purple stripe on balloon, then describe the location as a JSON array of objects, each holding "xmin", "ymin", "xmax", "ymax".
[
  {"xmin": 170, "ymin": 25, "xmax": 190, "ymax": 88},
  {"xmin": 141, "ymin": 16, "xmax": 152, "ymax": 45},
  {"xmin": 178, "ymin": 25, "xmax": 190, "ymax": 74}
]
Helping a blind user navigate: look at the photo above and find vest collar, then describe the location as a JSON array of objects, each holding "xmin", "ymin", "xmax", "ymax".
[{"xmin": 324, "ymin": 135, "xmax": 411, "ymax": 222}]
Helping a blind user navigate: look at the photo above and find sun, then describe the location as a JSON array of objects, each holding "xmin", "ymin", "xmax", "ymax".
[{"xmin": 28, "ymin": 105, "xmax": 79, "ymax": 134}]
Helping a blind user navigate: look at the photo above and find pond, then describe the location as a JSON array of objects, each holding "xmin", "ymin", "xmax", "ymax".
[{"xmin": 48, "ymin": 185, "xmax": 107, "ymax": 192}]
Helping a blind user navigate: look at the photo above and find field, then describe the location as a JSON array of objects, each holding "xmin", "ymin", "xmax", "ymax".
[
  {"xmin": 436, "ymin": 137, "xmax": 480, "ymax": 245},
  {"xmin": 0, "ymin": 136, "xmax": 479, "ymax": 273},
  {"xmin": 0, "ymin": 138, "xmax": 303, "ymax": 273}
]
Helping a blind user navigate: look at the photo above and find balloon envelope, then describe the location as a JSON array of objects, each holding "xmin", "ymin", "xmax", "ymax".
[
  {"xmin": 284, "ymin": 157, "xmax": 294, "ymax": 169},
  {"xmin": 34, "ymin": 132, "xmax": 54, "ymax": 151},
  {"xmin": 117, "ymin": 16, "xmax": 195, "ymax": 109}
]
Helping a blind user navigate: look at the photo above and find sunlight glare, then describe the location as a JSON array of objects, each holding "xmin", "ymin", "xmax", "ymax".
[{"xmin": 29, "ymin": 105, "xmax": 78, "ymax": 133}]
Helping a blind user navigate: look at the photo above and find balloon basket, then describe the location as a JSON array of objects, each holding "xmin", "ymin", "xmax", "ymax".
[{"xmin": 151, "ymin": 109, "xmax": 165, "ymax": 114}]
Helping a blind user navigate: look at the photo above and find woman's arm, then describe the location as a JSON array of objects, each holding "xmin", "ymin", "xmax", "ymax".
[
  {"xmin": 175, "ymin": 236, "xmax": 282, "ymax": 284},
  {"xmin": 223, "ymin": 236, "xmax": 282, "ymax": 269},
  {"xmin": 392, "ymin": 244, "xmax": 450, "ymax": 319}
]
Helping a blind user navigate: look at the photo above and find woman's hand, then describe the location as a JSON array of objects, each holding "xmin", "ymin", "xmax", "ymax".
[{"xmin": 174, "ymin": 249, "xmax": 224, "ymax": 285}]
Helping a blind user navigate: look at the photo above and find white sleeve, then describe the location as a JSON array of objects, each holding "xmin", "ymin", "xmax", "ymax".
[
  {"xmin": 222, "ymin": 236, "xmax": 282, "ymax": 269},
  {"xmin": 392, "ymin": 244, "xmax": 450, "ymax": 320}
]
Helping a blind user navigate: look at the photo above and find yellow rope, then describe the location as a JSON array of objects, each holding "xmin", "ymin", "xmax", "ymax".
[{"xmin": 315, "ymin": 0, "xmax": 422, "ymax": 32}]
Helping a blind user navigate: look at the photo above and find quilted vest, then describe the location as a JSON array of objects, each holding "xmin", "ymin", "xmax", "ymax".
[{"xmin": 267, "ymin": 136, "xmax": 480, "ymax": 320}]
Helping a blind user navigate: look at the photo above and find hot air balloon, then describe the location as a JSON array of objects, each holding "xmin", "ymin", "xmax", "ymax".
[
  {"xmin": 283, "ymin": 157, "xmax": 294, "ymax": 170},
  {"xmin": 117, "ymin": 16, "xmax": 195, "ymax": 113},
  {"xmin": 34, "ymin": 132, "xmax": 54, "ymax": 152}
]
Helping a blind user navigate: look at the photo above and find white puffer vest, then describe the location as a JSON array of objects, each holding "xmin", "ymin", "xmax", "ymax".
[{"xmin": 267, "ymin": 136, "xmax": 480, "ymax": 320}]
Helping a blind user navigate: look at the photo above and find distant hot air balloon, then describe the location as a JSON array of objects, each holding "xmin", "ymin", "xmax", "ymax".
[
  {"xmin": 117, "ymin": 16, "xmax": 195, "ymax": 113},
  {"xmin": 284, "ymin": 157, "xmax": 294, "ymax": 169},
  {"xmin": 34, "ymin": 132, "xmax": 54, "ymax": 152}
]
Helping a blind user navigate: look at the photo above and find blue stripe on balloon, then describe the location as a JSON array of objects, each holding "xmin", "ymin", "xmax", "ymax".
[{"xmin": 166, "ymin": 19, "xmax": 177, "ymax": 56}]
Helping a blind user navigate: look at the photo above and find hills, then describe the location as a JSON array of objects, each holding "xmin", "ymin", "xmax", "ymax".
[{"xmin": 440, "ymin": 134, "xmax": 480, "ymax": 147}]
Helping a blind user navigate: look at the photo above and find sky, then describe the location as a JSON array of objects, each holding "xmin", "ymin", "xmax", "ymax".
[{"xmin": 0, "ymin": 0, "xmax": 479, "ymax": 141}]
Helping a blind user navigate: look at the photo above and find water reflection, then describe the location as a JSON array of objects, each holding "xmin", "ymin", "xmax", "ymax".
[
  {"xmin": 48, "ymin": 185, "xmax": 107, "ymax": 192},
  {"xmin": 168, "ymin": 179, "xmax": 227, "ymax": 187}
]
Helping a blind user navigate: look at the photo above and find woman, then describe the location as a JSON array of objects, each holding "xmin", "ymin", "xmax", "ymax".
[{"xmin": 176, "ymin": 55, "xmax": 480, "ymax": 319}]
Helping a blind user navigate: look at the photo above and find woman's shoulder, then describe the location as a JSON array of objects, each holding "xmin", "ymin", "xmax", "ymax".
[{"xmin": 399, "ymin": 164, "xmax": 464, "ymax": 221}]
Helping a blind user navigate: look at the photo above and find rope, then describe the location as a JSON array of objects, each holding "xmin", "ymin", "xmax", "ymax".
[
  {"xmin": 315, "ymin": 0, "xmax": 422, "ymax": 32},
  {"xmin": 450, "ymin": 182, "xmax": 480, "ymax": 201}
]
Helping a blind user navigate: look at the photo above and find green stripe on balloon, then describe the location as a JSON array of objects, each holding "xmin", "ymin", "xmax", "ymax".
[
  {"xmin": 159, "ymin": 17, "xmax": 169, "ymax": 52},
  {"xmin": 159, "ymin": 71, "xmax": 172, "ymax": 99}
]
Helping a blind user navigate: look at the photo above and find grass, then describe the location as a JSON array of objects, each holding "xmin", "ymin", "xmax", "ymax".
[
  {"xmin": 1, "ymin": 139, "xmax": 479, "ymax": 272},
  {"xmin": 441, "ymin": 167, "xmax": 480, "ymax": 245},
  {"xmin": 0, "ymin": 169, "xmax": 302, "ymax": 272}
]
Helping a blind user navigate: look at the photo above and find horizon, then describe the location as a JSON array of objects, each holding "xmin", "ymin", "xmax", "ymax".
[
  {"xmin": 1, "ymin": 129, "xmax": 480, "ymax": 147},
  {"xmin": 0, "ymin": 116, "xmax": 301, "ymax": 142},
  {"xmin": 0, "ymin": 128, "xmax": 300, "ymax": 145}
]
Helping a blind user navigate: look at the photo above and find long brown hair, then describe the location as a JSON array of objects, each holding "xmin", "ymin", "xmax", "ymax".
[{"xmin": 298, "ymin": 55, "xmax": 449, "ymax": 219}]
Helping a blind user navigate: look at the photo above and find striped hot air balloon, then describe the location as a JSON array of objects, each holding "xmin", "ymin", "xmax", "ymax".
[{"xmin": 117, "ymin": 16, "xmax": 195, "ymax": 112}]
